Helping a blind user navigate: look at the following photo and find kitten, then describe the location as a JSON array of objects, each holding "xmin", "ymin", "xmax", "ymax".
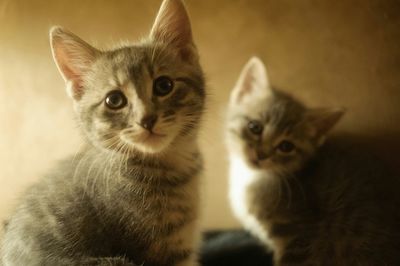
[
  {"xmin": 227, "ymin": 57, "xmax": 400, "ymax": 266},
  {"xmin": 1, "ymin": 0, "xmax": 206, "ymax": 265}
]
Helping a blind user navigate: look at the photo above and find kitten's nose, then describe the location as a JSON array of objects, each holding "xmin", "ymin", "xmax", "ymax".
[
  {"xmin": 140, "ymin": 115, "xmax": 158, "ymax": 131},
  {"xmin": 256, "ymin": 150, "xmax": 269, "ymax": 160}
]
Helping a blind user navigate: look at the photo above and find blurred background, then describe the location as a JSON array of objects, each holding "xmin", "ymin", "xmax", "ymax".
[{"xmin": 1, "ymin": 0, "xmax": 400, "ymax": 236}]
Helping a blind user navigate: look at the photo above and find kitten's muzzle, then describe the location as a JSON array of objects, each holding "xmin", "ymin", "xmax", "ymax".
[
  {"xmin": 256, "ymin": 150, "xmax": 269, "ymax": 161},
  {"xmin": 139, "ymin": 115, "xmax": 158, "ymax": 132}
]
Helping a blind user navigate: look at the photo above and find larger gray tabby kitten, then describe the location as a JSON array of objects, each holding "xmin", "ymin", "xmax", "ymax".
[
  {"xmin": 1, "ymin": 0, "xmax": 205, "ymax": 265},
  {"xmin": 227, "ymin": 57, "xmax": 400, "ymax": 266}
]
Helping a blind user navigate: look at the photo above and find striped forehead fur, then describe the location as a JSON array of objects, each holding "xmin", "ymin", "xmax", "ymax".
[
  {"xmin": 72, "ymin": 36, "xmax": 205, "ymax": 156},
  {"xmin": 259, "ymin": 89, "xmax": 306, "ymax": 132}
]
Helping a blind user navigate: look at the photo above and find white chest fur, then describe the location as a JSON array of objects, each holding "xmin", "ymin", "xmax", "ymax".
[{"xmin": 228, "ymin": 154, "xmax": 274, "ymax": 248}]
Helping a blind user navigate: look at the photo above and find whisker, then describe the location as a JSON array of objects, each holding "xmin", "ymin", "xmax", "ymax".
[{"xmin": 282, "ymin": 176, "xmax": 292, "ymax": 209}]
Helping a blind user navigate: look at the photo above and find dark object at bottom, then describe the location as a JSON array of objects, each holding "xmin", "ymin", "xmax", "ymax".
[{"xmin": 200, "ymin": 229, "xmax": 273, "ymax": 266}]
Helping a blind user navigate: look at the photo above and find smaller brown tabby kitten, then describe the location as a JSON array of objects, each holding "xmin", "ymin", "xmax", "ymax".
[
  {"xmin": 227, "ymin": 57, "xmax": 400, "ymax": 266},
  {"xmin": 1, "ymin": 0, "xmax": 206, "ymax": 265}
]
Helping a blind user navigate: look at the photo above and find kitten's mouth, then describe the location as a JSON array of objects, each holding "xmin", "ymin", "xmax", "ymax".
[
  {"xmin": 247, "ymin": 148, "xmax": 272, "ymax": 169},
  {"xmin": 121, "ymin": 130, "xmax": 167, "ymax": 144},
  {"xmin": 250, "ymin": 159, "xmax": 261, "ymax": 168},
  {"xmin": 249, "ymin": 155, "xmax": 271, "ymax": 169},
  {"xmin": 120, "ymin": 129, "xmax": 172, "ymax": 154}
]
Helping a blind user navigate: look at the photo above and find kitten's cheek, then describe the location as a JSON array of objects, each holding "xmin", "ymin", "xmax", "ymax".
[
  {"xmin": 244, "ymin": 147, "xmax": 259, "ymax": 167},
  {"xmin": 258, "ymin": 159, "xmax": 274, "ymax": 169}
]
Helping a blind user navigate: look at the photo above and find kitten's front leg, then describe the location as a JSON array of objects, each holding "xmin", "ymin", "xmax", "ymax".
[{"xmin": 169, "ymin": 220, "xmax": 201, "ymax": 266}]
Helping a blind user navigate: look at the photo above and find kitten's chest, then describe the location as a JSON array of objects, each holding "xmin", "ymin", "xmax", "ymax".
[
  {"xmin": 111, "ymin": 168, "xmax": 200, "ymax": 224},
  {"xmin": 229, "ymin": 155, "xmax": 274, "ymax": 246},
  {"xmin": 102, "ymin": 166, "xmax": 201, "ymax": 264},
  {"xmin": 229, "ymin": 155, "xmax": 311, "ymax": 247}
]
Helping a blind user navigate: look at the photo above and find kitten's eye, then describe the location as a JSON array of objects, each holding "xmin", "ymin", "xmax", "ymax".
[
  {"xmin": 153, "ymin": 76, "xmax": 174, "ymax": 97},
  {"xmin": 247, "ymin": 121, "xmax": 263, "ymax": 135},
  {"xmin": 277, "ymin": 140, "xmax": 295, "ymax": 153},
  {"xmin": 105, "ymin": 90, "xmax": 127, "ymax": 109}
]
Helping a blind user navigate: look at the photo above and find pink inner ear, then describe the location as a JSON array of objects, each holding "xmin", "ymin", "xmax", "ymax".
[
  {"xmin": 236, "ymin": 75, "xmax": 254, "ymax": 102},
  {"xmin": 54, "ymin": 47, "xmax": 85, "ymax": 99},
  {"xmin": 150, "ymin": 0, "xmax": 193, "ymax": 49},
  {"xmin": 59, "ymin": 63, "xmax": 81, "ymax": 84},
  {"xmin": 233, "ymin": 58, "xmax": 269, "ymax": 104},
  {"xmin": 179, "ymin": 46, "xmax": 195, "ymax": 61},
  {"xmin": 307, "ymin": 109, "xmax": 345, "ymax": 138}
]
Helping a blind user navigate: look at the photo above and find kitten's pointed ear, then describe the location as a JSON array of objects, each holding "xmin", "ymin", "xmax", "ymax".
[
  {"xmin": 306, "ymin": 108, "xmax": 346, "ymax": 141},
  {"xmin": 150, "ymin": 0, "xmax": 194, "ymax": 51},
  {"xmin": 50, "ymin": 26, "xmax": 100, "ymax": 100},
  {"xmin": 230, "ymin": 57, "xmax": 271, "ymax": 104}
]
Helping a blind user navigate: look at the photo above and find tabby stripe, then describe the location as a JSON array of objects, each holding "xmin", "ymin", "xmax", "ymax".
[
  {"xmin": 163, "ymin": 117, "xmax": 176, "ymax": 123},
  {"xmin": 179, "ymin": 121, "xmax": 200, "ymax": 137},
  {"xmin": 175, "ymin": 76, "xmax": 205, "ymax": 96},
  {"xmin": 128, "ymin": 154, "xmax": 201, "ymax": 172},
  {"xmin": 165, "ymin": 249, "xmax": 192, "ymax": 265},
  {"xmin": 128, "ymin": 165, "xmax": 201, "ymax": 188},
  {"xmin": 136, "ymin": 188, "xmax": 190, "ymax": 202},
  {"xmin": 158, "ymin": 215, "xmax": 196, "ymax": 237},
  {"xmin": 280, "ymin": 250, "xmax": 310, "ymax": 264},
  {"xmin": 270, "ymin": 223, "xmax": 300, "ymax": 237},
  {"xmin": 278, "ymin": 235, "xmax": 313, "ymax": 265},
  {"xmin": 144, "ymin": 202, "xmax": 192, "ymax": 214},
  {"xmin": 127, "ymin": 158, "xmax": 171, "ymax": 171},
  {"xmin": 162, "ymin": 109, "xmax": 176, "ymax": 118}
]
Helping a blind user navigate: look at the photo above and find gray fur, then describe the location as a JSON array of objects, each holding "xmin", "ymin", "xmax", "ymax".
[
  {"xmin": 227, "ymin": 57, "xmax": 400, "ymax": 266},
  {"xmin": 1, "ymin": 0, "xmax": 205, "ymax": 265}
]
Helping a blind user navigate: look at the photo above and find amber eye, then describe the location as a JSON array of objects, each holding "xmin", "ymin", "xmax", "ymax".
[
  {"xmin": 153, "ymin": 76, "xmax": 174, "ymax": 96},
  {"xmin": 247, "ymin": 121, "xmax": 263, "ymax": 135},
  {"xmin": 277, "ymin": 140, "xmax": 295, "ymax": 153},
  {"xmin": 105, "ymin": 90, "xmax": 127, "ymax": 109}
]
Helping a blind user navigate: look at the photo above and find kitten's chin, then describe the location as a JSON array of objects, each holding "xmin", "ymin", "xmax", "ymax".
[
  {"xmin": 247, "ymin": 158, "xmax": 269, "ymax": 170},
  {"xmin": 245, "ymin": 155, "xmax": 276, "ymax": 171},
  {"xmin": 247, "ymin": 157, "xmax": 302, "ymax": 175},
  {"xmin": 123, "ymin": 131, "xmax": 174, "ymax": 155}
]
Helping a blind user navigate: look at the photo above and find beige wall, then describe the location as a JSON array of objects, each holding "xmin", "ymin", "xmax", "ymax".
[{"xmin": 1, "ymin": 0, "xmax": 400, "ymax": 232}]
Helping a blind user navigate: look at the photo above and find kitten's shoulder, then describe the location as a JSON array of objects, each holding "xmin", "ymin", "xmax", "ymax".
[
  {"xmin": 16, "ymin": 149, "xmax": 94, "ymax": 206},
  {"xmin": 318, "ymin": 133, "xmax": 397, "ymax": 167},
  {"xmin": 307, "ymin": 132, "xmax": 400, "ymax": 187}
]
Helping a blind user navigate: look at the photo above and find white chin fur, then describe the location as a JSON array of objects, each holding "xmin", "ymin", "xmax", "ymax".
[
  {"xmin": 228, "ymin": 153, "xmax": 275, "ymax": 248},
  {"xmin": 123, "ymin": 132, "xmax": 175, "ymax": 155},
  {"xmin": 134, "ymin": 140, "xmax": 169, "ymax": 154}
]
